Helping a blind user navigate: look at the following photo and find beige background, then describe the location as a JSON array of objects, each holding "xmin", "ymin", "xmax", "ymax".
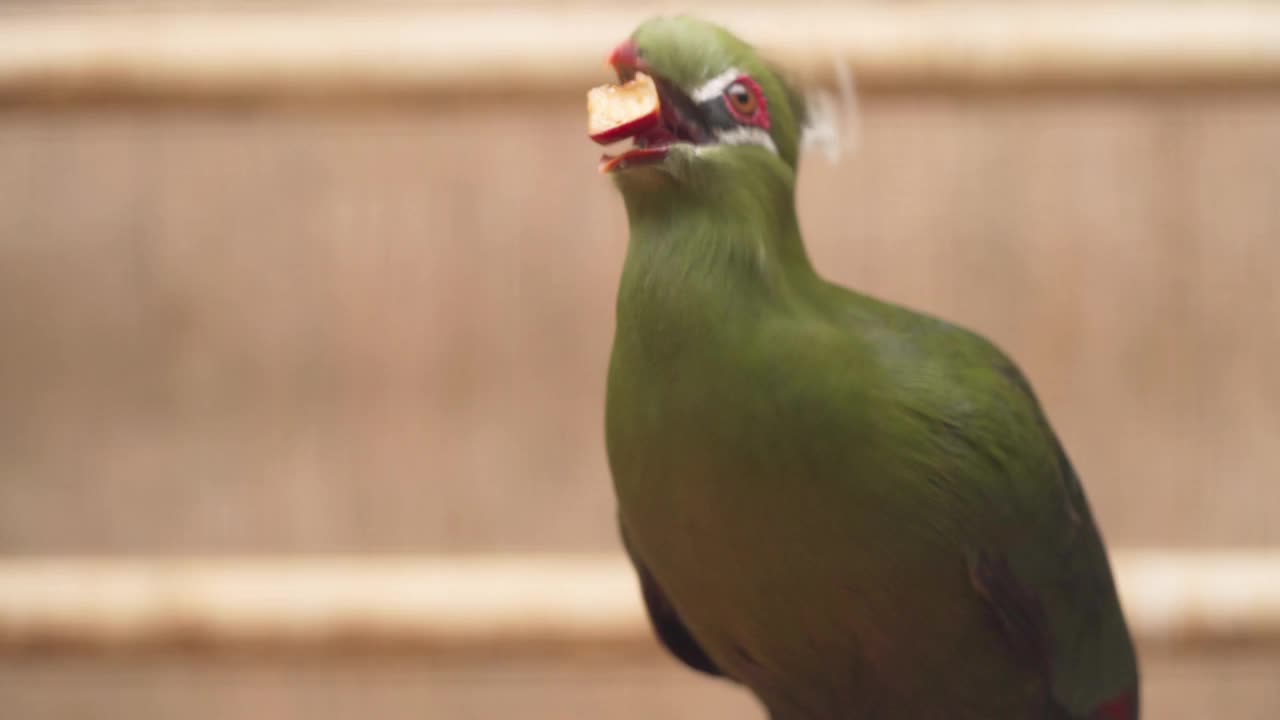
[{"xmin": 1, "ymin": 21, "xmax": 1279, "ymax": 720}]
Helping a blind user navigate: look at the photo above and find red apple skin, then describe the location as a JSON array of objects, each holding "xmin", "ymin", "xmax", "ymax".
[
  {"xmin": 587, "ymin": 72, "xmax": 663, "ymax": 145},
  {"xmin": 589, "ymin": 109, "xmax": 662, "ymax": 145}
]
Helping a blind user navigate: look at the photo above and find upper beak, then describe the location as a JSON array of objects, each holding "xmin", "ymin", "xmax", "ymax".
[{"xmin": 607, "ymin": 40, "xmax": 645, "ymax": 81}]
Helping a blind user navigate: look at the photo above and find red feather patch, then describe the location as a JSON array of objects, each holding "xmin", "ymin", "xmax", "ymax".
[{"xmin": 1093, "ymin": 690, "xmax": 1137, "ymax": 720}]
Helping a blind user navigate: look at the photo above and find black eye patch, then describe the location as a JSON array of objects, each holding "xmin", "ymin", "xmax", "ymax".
[{"xmin": 698, "ymin": 98, "xmax": 740, "ymax": 133}]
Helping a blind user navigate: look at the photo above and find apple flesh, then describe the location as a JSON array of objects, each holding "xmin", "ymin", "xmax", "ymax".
[{"xmin": 588, "ymin": 72, "xmax": 662, "ymax": 146}]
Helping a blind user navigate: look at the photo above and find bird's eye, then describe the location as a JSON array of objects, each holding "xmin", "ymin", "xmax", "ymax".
[{"xmin": 725, "ymin": 82, "xmax": 757, "ymax": 115}]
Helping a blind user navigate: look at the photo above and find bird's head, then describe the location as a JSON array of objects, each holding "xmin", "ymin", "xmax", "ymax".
[{"xmin": 592, "ymin": 17, "xmax": 808, "ymax": 193}]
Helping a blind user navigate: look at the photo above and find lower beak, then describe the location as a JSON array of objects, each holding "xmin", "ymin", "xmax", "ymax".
[{"xmin": 598, "ymin": 146, "xmax": 670, "ymax": 174}]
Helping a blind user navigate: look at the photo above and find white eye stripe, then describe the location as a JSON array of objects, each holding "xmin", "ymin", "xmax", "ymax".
[
  {"xmin": 713, "ymin": 127, "xmax": 778, "ymax": 155},
  {"xmin": 691, "ymin": 67, "xmax": 743, "ymax": 104}
]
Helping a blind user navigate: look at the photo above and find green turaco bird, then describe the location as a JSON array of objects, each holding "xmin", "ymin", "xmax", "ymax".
[{"xmin": 594, "ymin": 16, "xmax": 1139, "ymax": 720}]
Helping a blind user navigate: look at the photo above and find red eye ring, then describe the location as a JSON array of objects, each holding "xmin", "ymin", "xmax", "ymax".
[{"xmin": 721, "ymin": 76, "xmax": 770, "ymax": 130}]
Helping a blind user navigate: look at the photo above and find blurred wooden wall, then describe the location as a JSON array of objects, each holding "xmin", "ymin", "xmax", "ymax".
[{"xmin": 1, "ymin": 90, "xmax": 1279, "ymax": 716}]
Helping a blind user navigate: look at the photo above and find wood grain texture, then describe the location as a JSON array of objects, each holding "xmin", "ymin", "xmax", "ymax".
[
  {"xmin": 2, "ymin": 95, "xmax": 1278, "ymax": 553},
  {"xmin": 0, "ymin": 92, "xmax": 1278, "ymax": 717}
]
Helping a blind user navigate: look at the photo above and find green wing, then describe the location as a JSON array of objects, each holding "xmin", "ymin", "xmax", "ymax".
[{"xmin": 858, "ymin": 295, "xmax": 1140, "ymax": 718}]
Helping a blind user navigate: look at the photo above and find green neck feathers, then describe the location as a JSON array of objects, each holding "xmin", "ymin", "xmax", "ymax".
[{"xmin": 617, "ymin": 154, "xmax": 816, "ymax": 307}]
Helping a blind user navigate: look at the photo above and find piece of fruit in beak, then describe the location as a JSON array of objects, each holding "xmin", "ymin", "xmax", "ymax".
[{"xmin": 587, "ymin": 72, "xmax": 661, "ymax": 145}]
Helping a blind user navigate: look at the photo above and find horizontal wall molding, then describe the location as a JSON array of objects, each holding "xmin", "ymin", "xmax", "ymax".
[
  {"xmin": 1, "ymin": 4, "xmax": 1280, "ymax": 104},
  {"xmin": 0, "ymin": 551, "xmax": 1277, "ymax": 658}
]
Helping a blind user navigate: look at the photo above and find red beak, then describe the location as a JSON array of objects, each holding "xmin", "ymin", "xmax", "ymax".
[{"xmin": 607, "ymin": 40, "xmax": 645, "ymax": 77}]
